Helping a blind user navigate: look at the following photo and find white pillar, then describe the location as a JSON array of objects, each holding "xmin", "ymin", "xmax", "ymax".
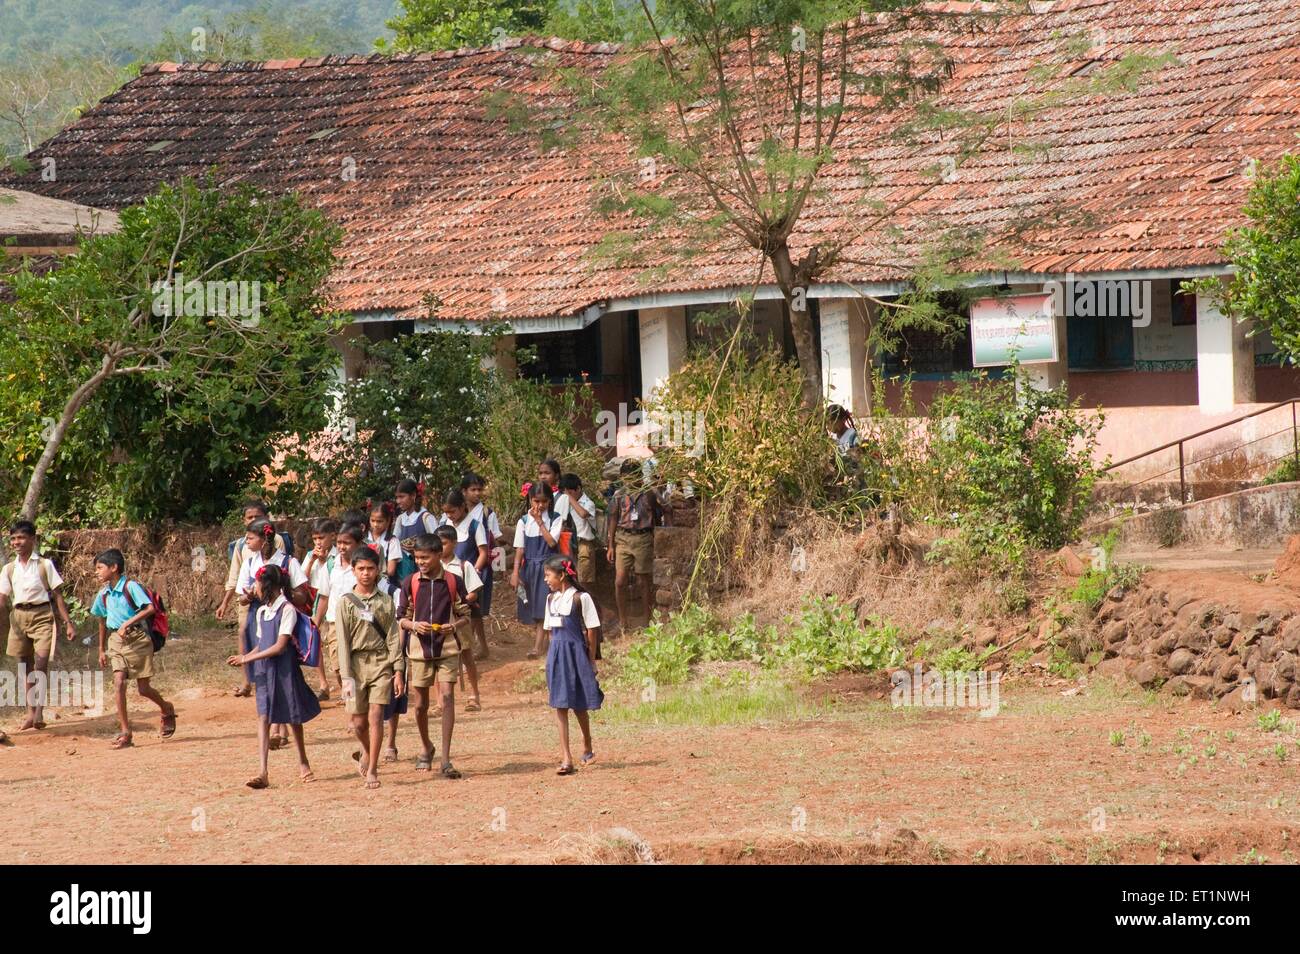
[
  {"xmin": 819, "ymin": 297, "xmax": 869, "ymax": 415},
  {"xmin": 1196, "ymin": 279, "xmax": 1254, "ymax": 413},
  {"xmin": 639, "ymin": 306, "xmax": 687, "ymax": 399}
]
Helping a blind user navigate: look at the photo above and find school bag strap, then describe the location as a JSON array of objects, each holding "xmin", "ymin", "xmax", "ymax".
[
  {"xmin": 3, "ymin": 557, "xmax": 54, "ymax": 597},
  {"xmin": 343, "ymin": 592, "xmax": 393, "ymax": 649}
]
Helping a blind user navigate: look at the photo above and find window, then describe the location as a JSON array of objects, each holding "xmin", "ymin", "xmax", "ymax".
[{"xmin": 519, "ymin": 322, "xmax": 603, "ymax": 383}]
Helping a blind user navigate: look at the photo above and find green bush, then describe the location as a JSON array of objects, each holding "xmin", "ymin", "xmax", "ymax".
[
  {"xmin": 927, "ymin": 371, "xmax": 1103, "ymax": 551},
  {"xmin": 619, "ymin": 596, "xmax": 902, "ymax": 685}
]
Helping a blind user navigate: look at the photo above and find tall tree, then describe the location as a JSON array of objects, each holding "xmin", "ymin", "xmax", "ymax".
[
  {"xmin": 522, "ymin": 0, "xmax": 1171, "ymax": 407},
  {"xmin": 0, "ymin": 176, "xmax": 342, "ymax": 521}
]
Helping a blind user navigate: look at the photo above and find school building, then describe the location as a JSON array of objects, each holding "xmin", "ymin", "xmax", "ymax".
[{"xmin": 3, "ymin": 0, "xmax": 1300, "ymax": 470}]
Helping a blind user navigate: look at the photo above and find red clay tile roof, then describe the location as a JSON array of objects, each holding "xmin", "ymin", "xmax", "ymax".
[{"xmin": 4, "ymin": 0, "xmax": 1299, "ymax": 322}]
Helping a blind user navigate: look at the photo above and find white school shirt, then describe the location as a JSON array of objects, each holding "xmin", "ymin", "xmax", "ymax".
[
  {"xmin": 366, "ymin": 532, "xmax": 403, "ymax": 565},
  {"xmin": 469, "ymin": 502, "xmax": 503, "ymax": 542},
  {"xmin": 255, "ymin": 594, "xmax": 297, "ymax": 638},
  {"xmin": 440, "ymin": 557, "xmax": 484, "ymax": 595},
  {"xmin": 513, "ymin": 512, "xmax": 564, "ymax": 548},
  {"xmin": 555, "ymin": 493, "xmax": 598, "ymax": 540},
  {"xmin": 302, "ymin": 548, "xmax": 337, "ymax": 592},
  {"xmin": 542, "ymin": 588, "xmax": 601, "ymax": 631},
  {"xmin": 324, "ymin": 562, "xmax": 356, "ymax": 624},
  {"xmin": 837, "ymin": 427, "xmax": 859, "ymax": 452},
  {"xmin": 237, "ymin": 550, "xmax": 308, "ymax": 596},
  {"xmin": 396, "ymin": 508, "xmax": 438, "ymax": 535},
  {"xmin": 0, "ymin": 552, "xmax": 62, "ymax": 605}
]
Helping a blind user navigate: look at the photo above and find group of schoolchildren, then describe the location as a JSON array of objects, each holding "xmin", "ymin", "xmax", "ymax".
[{"xmin": 0, "ymin": 458, "xmax": 664, "ymax": 786}]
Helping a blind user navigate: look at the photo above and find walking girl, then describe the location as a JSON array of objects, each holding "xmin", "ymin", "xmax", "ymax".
[
  {"xmin": 540, "ymin": 555, "xmax": 603, "ymax": 775},
  {"xmin": 511, "ymin": 482, "xmax": 563, "ymax": 659},
  {"xmin": 226, "ymin": 564, "xmax": 320, "ymax": 789}
]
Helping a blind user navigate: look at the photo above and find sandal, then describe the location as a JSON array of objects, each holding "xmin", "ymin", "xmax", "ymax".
[
  {"xmin": 316, "ymin": 687, "xmax": 331, "ymax": 701},
  {"xmin": 245, "ymin": 776, "xmax": 269, "ymax": 790},
  {"xmin": 364, "ymin": 777, "xmax": 381, "ymax": 789},
  {"xmin": 556, "ymin": 763, "xmax": 574, "ymax": 776},
  {"xmin": 160, "ymin": 709, "xmax": 177, "ymax": 739},
  {"xmin": 465, "ymin": 696, "xmax": 481, "ymax": 712},
  {"xmin": 440, "ymin": 763, "xmax": 462, "ymax": 779},
  {"xmin": 299, "ymin": 770, "xmax": 316, "ymax": 783},
  {"xmin": 269, "ymin": 735, "xmax": 288, "ymax": 751},
  {"xmin": 416, "ymin": 749, "xmax": 435, "ymax": 771},
  {"xmin": 233, "ymin": 684, "xmax": 252, "ymax": 698},
  {"xmin": 580, "ymin": 751, "xmax": 596, "ymax": 766},
  {"xmin": 111, "ymin": 734, "xmax": 133, "ymax": 750},
  {"xmin": 526, "ymin": 651, "xmax": 538, "ymax": 660},
  {"xmin": 382, "ymin": 747, "xmax": 398, "ymax": 764}
]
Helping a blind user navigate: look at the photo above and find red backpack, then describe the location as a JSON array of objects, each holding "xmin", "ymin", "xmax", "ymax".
[{"xmin": 124, "ymin": 580, "xmax": 170, "ymax": 652}]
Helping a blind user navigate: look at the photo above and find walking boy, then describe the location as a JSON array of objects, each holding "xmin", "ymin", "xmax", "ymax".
[
  {"xmin": 0, "ymin": 520, "xmax": 77, "ymax": 732},
  {"xmin": 335, "ymin": 546, "xmax": 402, "ymax": 789},
  {"xmin": 91, "ymin": 549, "xmax": 176, "ymax": 748},
  {"xmin": 606, "ymin": 459, "xmax": 663, "ymax": 633},
  {"xmin": 303, "ymin": 518, "xmax": 338, "ymax": 700},
  {"xmin": 396, "ymin": 535, "xmax": 471, "ymax": 778}
]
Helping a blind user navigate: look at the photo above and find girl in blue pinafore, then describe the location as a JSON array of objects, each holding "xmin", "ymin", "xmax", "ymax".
[
  {"xmin": 541, "ymin": 554, "xmax": 603, "ymax": 775},
  {"xmin": 226, "ymin": 563, "xmax": 320, "ymax": 790},
  {"xmin": 237, "ymin": 519, "xmax": 312, "ymax": 752},
  {"xmin": 512, "ymin": 482, "xmax": 563, "ymax": 660}
]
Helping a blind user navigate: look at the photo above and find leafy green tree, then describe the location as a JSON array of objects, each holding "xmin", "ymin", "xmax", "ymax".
[
  {"xmin": 0, "ymin": 175, "xmax": 343, "ymax": 522},
  {"xmin": 276, "ymin": 324, "xmax": 501, "ymax": 514},
  {"xmin": 545, "ymin": 0, "xmax": 652, "ymax": 44},
  {"xmin": 1195, "ymin": 153, "xmax": 1300, "ymax": 363},
  {"xmin": 381, "ymin": 0, "xmax": 553, "ymax": 51}
]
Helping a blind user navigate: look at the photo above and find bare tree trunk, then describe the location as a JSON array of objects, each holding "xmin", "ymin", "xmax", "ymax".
[
  {"xmin": 20, "ymin": 353, "xmax": 117, "ymax": 520},
  {"xmin": 770, "ymin": 243, "xmax": 822, "ymax": 409}
]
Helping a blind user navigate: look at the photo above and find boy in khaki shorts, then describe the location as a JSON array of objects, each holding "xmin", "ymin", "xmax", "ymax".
[
  {"xmin": 90, "ymin": 548, "xmax": 176, "ymax": 748},
  {"xmin": 396, "ymin": 535, "xmax": 471, "ymax": 779},
  {"xmin": 335, "ymin": 546, "xmax": 402, "ymax": 789},
  {"xmin": 0, "ymin": 520, "xmax": 77, "ymax": 733},
  {"xmin": 606, "ymin": 459, "xmax": 663, "ymax": 634}
]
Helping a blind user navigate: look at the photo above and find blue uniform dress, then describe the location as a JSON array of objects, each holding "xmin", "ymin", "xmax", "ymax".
[
  {"xmin": 516, "ymin": 513, "xmax": 558, "ymax": 625},
  {"xmin": 477, "ymin": 509, "xmax": 496, "ymax": 616},
  {"xmin": 394, "ymin": 511, "xmax": 426, "ymax": 585},
  {"xmin": 253, "ymin": 601, "xmax": 321, "ymax": 725},
  {"xmin": 545, "ymin": 590, "xmax": 604, "ymax": 711},
  {"xmin": 454, "ymin": 517, "xmax": 485, "ymax": 617}
]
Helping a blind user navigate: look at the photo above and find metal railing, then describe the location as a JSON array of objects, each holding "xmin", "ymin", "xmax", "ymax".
[{"xmin": 1101, "ymin": 398, "xmax": 1300, "ymax": 505}]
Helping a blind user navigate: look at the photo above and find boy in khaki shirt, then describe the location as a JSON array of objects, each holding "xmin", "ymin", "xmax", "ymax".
[{"xmin": 336, "ymin": 546, "xmax": 403, "ymax": 789}]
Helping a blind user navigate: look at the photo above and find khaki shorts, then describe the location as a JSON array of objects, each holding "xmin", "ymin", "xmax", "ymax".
[
  {"xmin": 6, "ymin": 604, "xmax": 55, "ymax": 661},
  {"xmin": 107, "ymin": 629, "xmax": 155, "ymax": 680},
  {"xmin": 323, "ymin": 622, "xmax": 339, "ymax": 672},
  {"xmin": 577, "ymin": 539, "xmax": 599, "ymax": 584},
  {"xmin": 614, "ymin": 529, "xmax": 654, "ymax": 576},
  {"xmin": 345, "ymin": 650, "xmax": 393, "ymax": 715},
  {"xmin": 408, "ymin": 654, "xmax": 461, "ymax": 688}
]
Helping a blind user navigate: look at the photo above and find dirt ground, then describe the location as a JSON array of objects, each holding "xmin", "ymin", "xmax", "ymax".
[{"xmin": 3, "ymin": 618, "xmax": 1300, "ymax": 865}]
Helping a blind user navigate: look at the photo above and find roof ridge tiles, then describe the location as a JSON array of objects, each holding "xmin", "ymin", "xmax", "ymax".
[{"xmin": 132, "ymin": 34, "xmax": 627, "ymax": 77}]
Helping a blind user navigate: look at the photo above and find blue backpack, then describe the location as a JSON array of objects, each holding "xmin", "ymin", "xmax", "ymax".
[{"xmin": 290, "ymin": 609, "xmax": 321, "ymax": 668}]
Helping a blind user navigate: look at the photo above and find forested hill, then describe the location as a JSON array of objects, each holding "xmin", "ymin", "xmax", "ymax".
[{"xmin": 0, "ymin": 0, "xmax": 398, "ymax": 63}]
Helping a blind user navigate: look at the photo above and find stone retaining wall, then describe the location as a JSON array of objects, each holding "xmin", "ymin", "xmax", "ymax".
[{"xmin": 1093, "ymin": 570, "xmax": 1300, "ymax": 710}]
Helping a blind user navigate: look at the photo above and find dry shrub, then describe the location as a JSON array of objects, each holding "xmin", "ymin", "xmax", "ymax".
[{"xmin": 715, "ymin": 513, "xmax": 1042, "ymax": 644}]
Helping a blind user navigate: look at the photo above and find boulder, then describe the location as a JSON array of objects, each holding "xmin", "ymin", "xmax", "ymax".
[
  {"xmin": 1100, "ymin": 620, "xmax": 1128, "ymax": 647},
  {"xmin": 1166, "ymin": 675, "xmax": 1214, "ymax": 700},
  {"xmin": 1168, "ymin": 648, "xmax": 1196, "ymax": 675},
  {"xmin": 1094, "ymin": 657, "xmax": 1133, "ymax": 681},
  {"xmin": 1131, "ymin": 660, "xmax": 1165, "ymax": 689}
]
